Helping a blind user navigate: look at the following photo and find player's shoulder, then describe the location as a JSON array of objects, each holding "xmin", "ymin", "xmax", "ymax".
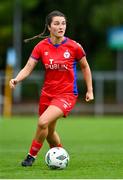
[
  {"xmin": 67, "ymin": 38, "xmax": 83, "ymax": 48},
  {"xmin": 36, "ymin": 38, "xmax": 48, "ymax": 46},
  {"xmin": 34, "ymin": 38, "xmax": 48, "ymax": 48},
  {"xmin": 67, "ymin": 37, "xmax": 86, "ymax": 56}
]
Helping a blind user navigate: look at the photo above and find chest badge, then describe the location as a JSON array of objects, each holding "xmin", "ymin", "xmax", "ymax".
[
  {"xmin": 44, "ymin": 51, "xmax": 48, "ymax": 56},
  {"xmin": 63, "ymin": 50, "xmax": 70, "ymax": 59}
]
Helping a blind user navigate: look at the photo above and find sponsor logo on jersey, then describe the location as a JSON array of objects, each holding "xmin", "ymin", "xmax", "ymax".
[
  {"xmin": 45, "ymin": 59, "xmax": 68, "ymax": 70},
  {"xmin": 63, "ymin": 50, "xmax": 70, "ymax": 58}
]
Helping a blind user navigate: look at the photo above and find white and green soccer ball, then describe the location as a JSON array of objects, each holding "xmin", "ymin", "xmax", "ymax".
[{"xmin": 45, "ymin": 147, "xmax": 70, "ymax": 169}]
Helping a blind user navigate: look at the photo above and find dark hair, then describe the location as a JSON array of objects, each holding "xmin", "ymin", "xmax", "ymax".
[{"xmin": 24, "ymin": 10, "xmax": 66, "ymax": 43}]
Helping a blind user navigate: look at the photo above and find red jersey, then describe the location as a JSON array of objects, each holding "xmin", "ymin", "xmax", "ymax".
[{"xmin": 31, "ymin": 37, "xmax": 86, "ymax": 96}]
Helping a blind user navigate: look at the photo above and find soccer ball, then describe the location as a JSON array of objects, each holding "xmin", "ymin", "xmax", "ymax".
[{"xmin": 45, "ymin": 147, "xmax": 70, "ymax": 169}]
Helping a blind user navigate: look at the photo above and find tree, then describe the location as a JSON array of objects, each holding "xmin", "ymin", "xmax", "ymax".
[{"xmin": 1, "ymin": 0, "xmax": 123, "ymax": 71}]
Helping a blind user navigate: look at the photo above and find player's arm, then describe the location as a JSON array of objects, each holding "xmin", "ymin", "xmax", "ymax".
[
  {"xmin": 9, "ymin": 57, "xmax": 38, "ymax": 89},
  {"xmin": 79, "ymin": 56, "xmax": 94, "ymax": 102}
]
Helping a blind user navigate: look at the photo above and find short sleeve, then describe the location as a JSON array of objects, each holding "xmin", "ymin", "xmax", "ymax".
[
  {"xmin": 76, "ymin": 43, "xmax": 86, "ymax": 61},
  {"xmin": 31, "ymin": 44, "xmax": 41, "ymax": 61}
]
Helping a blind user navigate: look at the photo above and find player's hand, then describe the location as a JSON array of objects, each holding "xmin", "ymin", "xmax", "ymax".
[
  {"xmin": 9, "ymin": 79, "xmax": 18, "ymax": 89},
  {"xmin": 85, "ymin": 91, "xmax": 94, "ymax": 102}
]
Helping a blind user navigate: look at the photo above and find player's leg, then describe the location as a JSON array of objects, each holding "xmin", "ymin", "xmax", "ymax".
[
  {"xmin": 46, "ymin": 95, "xmax": 78, "ymax": 148},
  {"xmin": 47, "ymin": 120, "xmax": 63, "ymax": 148},
  {"xmin": 21, "ymin": 105, "xmax": 63, "ymax": 166},
  {"xmin": 34, "ymin": 105, "xmax": 63, "ymax": 142}
]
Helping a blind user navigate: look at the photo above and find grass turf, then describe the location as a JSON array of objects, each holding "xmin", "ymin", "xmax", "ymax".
[{"xmin": 0, "ymin": 115, "xmax": 123, "ymax": 179}]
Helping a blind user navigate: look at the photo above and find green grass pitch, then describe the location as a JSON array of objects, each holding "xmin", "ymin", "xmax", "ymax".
[{"xmin": 0, "ymin": 115, "xmax": 123, "ymax": 179}]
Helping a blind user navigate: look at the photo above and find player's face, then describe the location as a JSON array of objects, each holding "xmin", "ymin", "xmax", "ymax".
[{"xmin": 48, "ymin": 16, "xmax": 66, "ymax": 38}]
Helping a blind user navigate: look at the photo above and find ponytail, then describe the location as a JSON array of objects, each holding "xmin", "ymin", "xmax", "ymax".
[{"xmin": 24, "ymin": 23, "xmax": 49, "ymax": 43}]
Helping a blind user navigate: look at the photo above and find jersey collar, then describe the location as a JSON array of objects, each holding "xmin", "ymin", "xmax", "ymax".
[{"xmin": 48, "ymin": 37, "xmax": 68, "ymax": 47}]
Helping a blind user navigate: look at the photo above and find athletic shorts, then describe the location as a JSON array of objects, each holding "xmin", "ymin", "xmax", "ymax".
[{"xmin": 39, "ymin": 94, "xmax": 78, "ymax": 117}]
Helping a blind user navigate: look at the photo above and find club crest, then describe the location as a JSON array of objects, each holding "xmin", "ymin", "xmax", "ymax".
[{"xmin": 63, "ymin": 50, "xmax": 70, "ymax": 58}]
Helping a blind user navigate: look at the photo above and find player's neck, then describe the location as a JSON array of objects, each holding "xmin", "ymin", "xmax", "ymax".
[{"xmin": 50, "ymin": 36, "xmax": 65, "ymax": 45}]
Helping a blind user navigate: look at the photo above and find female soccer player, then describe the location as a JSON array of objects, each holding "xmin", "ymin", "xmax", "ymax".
[{"xmin": 9, "ymin": 10, "xmax": 94, "ymax": 166}]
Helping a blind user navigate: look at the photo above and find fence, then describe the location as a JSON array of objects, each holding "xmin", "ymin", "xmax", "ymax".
[{"xmin": 0, "ymin": 71, "xmax": 123, "ymax": 116}]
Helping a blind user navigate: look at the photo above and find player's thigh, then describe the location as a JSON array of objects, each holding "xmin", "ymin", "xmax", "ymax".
[
  {"xmin": 38, "ymin": 105, "xmax": 64, "ymax": 128},
  {"xmin": 39, "ymin": 95, "xmax": 50, "ymax": 116}
]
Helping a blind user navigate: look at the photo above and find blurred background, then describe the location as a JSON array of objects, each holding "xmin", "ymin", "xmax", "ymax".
[{"xmin": 1, "ymin": 0, "xmax": 123, "ymax": 117}]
